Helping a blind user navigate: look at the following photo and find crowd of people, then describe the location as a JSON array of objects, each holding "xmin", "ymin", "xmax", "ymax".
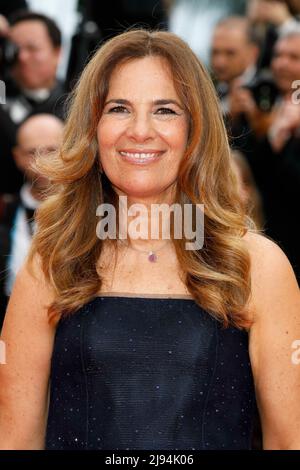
[{"xmin": 210, "ymin": 0, "xmax": 300, "ymax": 288}]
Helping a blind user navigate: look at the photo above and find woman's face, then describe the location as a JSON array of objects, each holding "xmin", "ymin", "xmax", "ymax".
[{"xmin": 97, "ymin": 56, "xmax": 189, "ymax": 200}]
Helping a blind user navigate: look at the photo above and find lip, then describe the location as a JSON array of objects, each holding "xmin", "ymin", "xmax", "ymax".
[{"xmin": 118, "ymin": 150, "xmax": 165, "ymax": 165}]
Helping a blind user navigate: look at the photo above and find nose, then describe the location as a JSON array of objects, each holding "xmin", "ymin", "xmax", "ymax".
[
  {"xmin": 125, "ymin": 112, "xmax": 156, "ymax": 142},
  {"xmin": 213, "ymin": 53, "xmax": 226, "ymax": 69}
]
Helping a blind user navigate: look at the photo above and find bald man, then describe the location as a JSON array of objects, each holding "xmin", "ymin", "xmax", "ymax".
[
  {"xmin": 0, "ymin": 114, "xmax": 64, "ymax": 328},
  {"xmin": 12, "ymin": 114, "xmax": 63, "ymax": 200}
]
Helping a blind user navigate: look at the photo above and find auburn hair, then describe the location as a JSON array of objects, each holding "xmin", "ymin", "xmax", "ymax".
[{"xmin": 28, "ymin": 28, "xmax": 258, "ymax": 328}]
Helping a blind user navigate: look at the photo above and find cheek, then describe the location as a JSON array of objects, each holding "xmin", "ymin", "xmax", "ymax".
[
  {"xmin": 233, "ymin": 57, "xmax": 241, "ymax": 69},
  {"xmin": 166, "ymin": 124, "xmax": 188, "ymax": 152},
  {"xmin": 272, "ymin": 59, "xmax": 281, "ymax": 71},
  {"xmin": 162, "ymin": 121, "xmax": 188, "ymax": 153},
  {"xmin": 97, "ymin": 121, "xmax": 123, "ymax": 163},
  {"xmin": 34, "ymin": 51, "xmax": 56, "ymax": 68},
  {"xmin": 98, "ymin": 121, "xmax": 114, "ymax": 145}
]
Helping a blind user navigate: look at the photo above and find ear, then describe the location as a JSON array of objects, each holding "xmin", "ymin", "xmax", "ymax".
[
  {"xmin": 54, "ymin": 46, "xmax": 62, "ymax": 62},
  {"xmin": 250, "ymin": 44, "xmax": 260, "ymax": 64}
]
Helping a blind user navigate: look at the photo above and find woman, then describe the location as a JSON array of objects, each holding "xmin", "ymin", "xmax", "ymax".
[{"xmin": 0, "ymin": 29, "xmax": 299, "ymax": 450}]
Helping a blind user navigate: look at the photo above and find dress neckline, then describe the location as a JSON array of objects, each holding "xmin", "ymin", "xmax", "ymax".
[{"xmin": 96, "ymin": 292, "xmax": 195, "ymax": 301}]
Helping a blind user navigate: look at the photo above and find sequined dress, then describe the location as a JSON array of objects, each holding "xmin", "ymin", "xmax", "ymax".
[{"xmin": 45, "ymin": 296, "xmax": 256, "ymax": 450}]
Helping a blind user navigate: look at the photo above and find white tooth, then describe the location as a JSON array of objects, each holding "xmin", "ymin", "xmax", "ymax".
[{"xmin": 120, "ymin": 151, "xmax": 158, "ymax": 159}]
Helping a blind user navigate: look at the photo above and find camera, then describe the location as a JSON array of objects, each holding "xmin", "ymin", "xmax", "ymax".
[
  {"xmin": 243, "ymin": 72, "xmax": 279, "ymax": 112},
  {"xmin": 0, "ymin": 37, "xmax": 19, "ymax": 81}
]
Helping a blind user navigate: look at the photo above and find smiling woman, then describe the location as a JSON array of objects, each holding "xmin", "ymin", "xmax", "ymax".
[{"xmin": 0, "ymin": 29, "xmax": 299, "ymax": 451}]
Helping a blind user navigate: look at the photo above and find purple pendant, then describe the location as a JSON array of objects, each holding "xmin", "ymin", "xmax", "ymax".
[{"xmin": 148, "ymin": 251, "xmax": 157, "ymax": 263}]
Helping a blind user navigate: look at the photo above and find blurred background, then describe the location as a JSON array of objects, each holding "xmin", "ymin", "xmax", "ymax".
[{"xmin": 0, "ymin": 0, "xmax": 299, "ymax": 324}]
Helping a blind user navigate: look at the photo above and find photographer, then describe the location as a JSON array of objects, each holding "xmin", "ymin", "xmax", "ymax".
[
  {"xmin": 228, "ymin": 28, "xmax": 300, "ymax": 282},
  {"xmin": 4, "ymin": 11, "xmax": 64, "ymax": 122},
  {"xmin": 210, "ymin": 16, "xmax": 260, "ymax": 116},
  {"xmin": 0, "ymin": 2, "xmax": 28, "ymax": 195},
  {"xmin": 0, "ymin": 10, "xmax": 66, "ymax": 195},
  {"xmin": 229, "ymin": 27, "xmax": 300, "ymax": 137},
  {"xmin": 247, "ymin": 0, "xmax": 300, "ymax": 70}
]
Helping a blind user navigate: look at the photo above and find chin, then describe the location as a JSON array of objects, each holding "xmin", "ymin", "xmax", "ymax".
[{"xmin": 117, "ymin": 187, "xmax": 162, "ymax": 199}]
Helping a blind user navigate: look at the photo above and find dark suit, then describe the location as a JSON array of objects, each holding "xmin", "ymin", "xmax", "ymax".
[
  {"xmin": 0, "ymin": 194, "xmax": 20, "ymax": 328},
  {"xmin": 0, "ymin": 193, "xmax": 35, "ymax": 329},
  {"xmin": 0, "ymin": 81, "xmax": 67, "ymax": 195}
]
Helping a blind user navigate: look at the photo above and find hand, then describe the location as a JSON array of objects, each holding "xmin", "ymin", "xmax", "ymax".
[
  {"xmin": 247, "ymin": 0, "xmax": 291, "ymax": 26},
  {"xmin": 229, "ymin": 83, "xmax": 258, "ymax": 120},
  {"xmin": 0, "ymin": 14, "xmax": 9, "ymax": 37},
  {"xmin": 268, "ymin": 99, "xmax": 300, "ymax": 152},
  {"xmin": 229, "ymin": 80, "xmax": 277, "ymax": 137}
]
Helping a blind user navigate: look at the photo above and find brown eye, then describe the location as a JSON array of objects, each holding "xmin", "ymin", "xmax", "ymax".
[
  {"xmin": 108, "ymin": 106, "xmax": 128, "ymax": 113},
  {"xmin": 156, "ymin": 108, "xmax": 177, "ymax": 115}
]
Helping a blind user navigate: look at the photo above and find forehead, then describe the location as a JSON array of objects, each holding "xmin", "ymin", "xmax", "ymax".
[
  {"xmin": 275, "ymin": 35, "xmax": 300, "ymax": 52},
  {"xmin": 107, "ymin": 56, "xmax": 179, "ymax": 99},
  {"xmin": 212, "ymin": 27, "xmax": 248, "ymax": 49},
  {"xmin": 18, "ymin": 122, "xmax": 62, "ymax": 147},
  {"xmin": 10, "ymin": 20, "xmax": 51, "ymax": 44}
]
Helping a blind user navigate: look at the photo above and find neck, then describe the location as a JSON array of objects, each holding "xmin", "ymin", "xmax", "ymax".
[{"xmin": 117, "ymin": 187, "xmax": 177, "ymax": 248}]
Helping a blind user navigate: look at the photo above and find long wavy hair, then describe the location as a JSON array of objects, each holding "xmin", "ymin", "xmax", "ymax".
[{"xmin": 28, "ymin": 28, "xmax": 257, "ymax": 328}]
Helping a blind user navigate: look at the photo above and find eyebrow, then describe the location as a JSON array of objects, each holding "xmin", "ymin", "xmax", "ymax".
[{"xmin": 104, "ymin": 98, "xmax": 184, "ymax": 109}]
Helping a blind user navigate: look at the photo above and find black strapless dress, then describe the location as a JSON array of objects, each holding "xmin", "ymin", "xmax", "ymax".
[{"xmin": 45, "ymin": 296, "xmax": 256, "ymax": 450}]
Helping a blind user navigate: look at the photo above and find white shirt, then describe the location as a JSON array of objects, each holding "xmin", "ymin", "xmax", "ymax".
[{"xmin": 5, "ymin": 184, "xmax": 39, "ymax": 296}]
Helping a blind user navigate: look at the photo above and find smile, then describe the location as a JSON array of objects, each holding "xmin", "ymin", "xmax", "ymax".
[{"xmin": 118, "ymin": 151, "xmax": 164, "ymax": 164}]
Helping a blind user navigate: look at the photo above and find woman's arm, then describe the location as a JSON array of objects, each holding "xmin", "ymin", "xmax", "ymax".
[
  {"xmin": 0, "ymin": 257, "xmax": 56, "ymax": 449},
  {"xmin": 246, "ymin": 233, "xmax": 300, "ymax": 449}
]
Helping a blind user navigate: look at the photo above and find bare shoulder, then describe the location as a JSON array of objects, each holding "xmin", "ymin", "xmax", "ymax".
[
  {"xmin": 243, "ymin": 230, "xmax": 297, "ymax": 280},
  {"xmin": 243, "ymin": 230, "xmax": 290, "ymax": 264},
  {"xmin": 2, "ymin": 253, "xmax": 56, "ymax": 334},
  {"xmin": 242, "ymin": 230, "xmax": 299, "ymax": 319}
]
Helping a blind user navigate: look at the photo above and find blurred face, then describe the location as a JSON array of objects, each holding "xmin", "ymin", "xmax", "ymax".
[
  {"xmin": 271, "ymin": 36, "xmax": 300, "ymax": 94},
  {"xmin": 211, "ymin": 27, "xmax": 256, "ymax": 84},
  {"xmin": 13, "ymin": 118, "xmax": 63, "ymax": 189},
  {"xmin": 97, "ymin": 56, "xmax": 189, "ymax": 201},
  {"xmin": 9, "ymin": 20, "xmax": 61, "ymax": 90}
]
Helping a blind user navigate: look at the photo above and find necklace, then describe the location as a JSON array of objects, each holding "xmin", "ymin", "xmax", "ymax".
[{"xmin": 117, "ymin": 239, "xmax": 171, "ymax": 263}]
